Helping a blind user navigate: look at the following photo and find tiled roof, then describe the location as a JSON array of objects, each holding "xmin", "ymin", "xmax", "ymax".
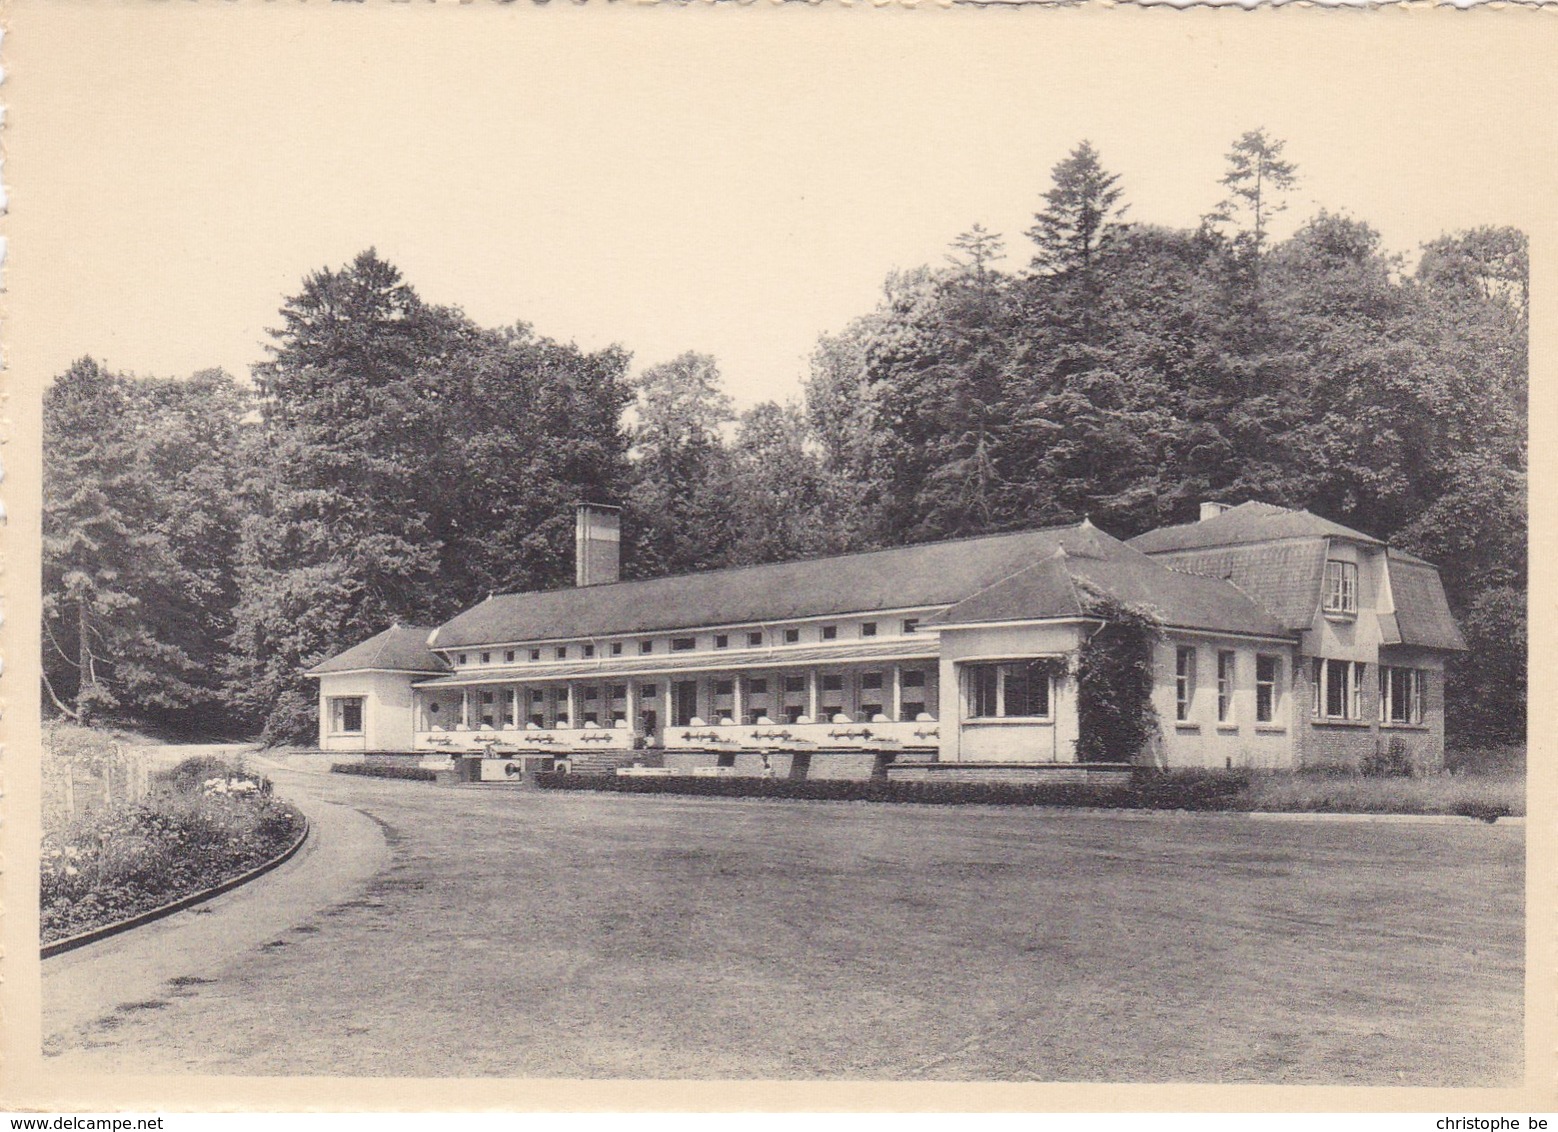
[
  {"xmin": 1132, "ymin": 539, "xmax": 1329, "ymax": 631},
  {"xmin": 1128, "ymin": 501, "xmax": 1383, "ymax": 554},
  {"xmin": 431, "ymin": 524, "xmax": 1115, "ymax": 650},
  {"xmin": 930, "ymin": 533, "xmax": 1291, "ymax": 638},
  {"xmin": 1388, "ymin": 552, "xmax": 1468, "ymax": 651},
  {"xmin": 308, "ymin": 625, "xmax": 446, "ymax": 676},
  {"xmin": 413, "ymin": 638, "xmax": 939, "ymax": 688}
]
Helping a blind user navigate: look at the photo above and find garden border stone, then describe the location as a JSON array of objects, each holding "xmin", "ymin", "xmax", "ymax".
[{"xmin": 41, "ymin": 811, "xmax": 310, "ymax": 959}]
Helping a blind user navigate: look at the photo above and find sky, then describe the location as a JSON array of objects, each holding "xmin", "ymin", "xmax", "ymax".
[{"xmin": 10, "ymin": 5, "xmax": 1554, "ymax": 410}]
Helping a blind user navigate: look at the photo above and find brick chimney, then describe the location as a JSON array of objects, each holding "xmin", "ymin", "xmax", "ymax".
[
  {"xmin": 575, "ymin": 502, "xmax": 621, "ymax": 587},
  {"xmin": 1200, "ymin": 501, "xmax": 1232, "ymax": 522}
]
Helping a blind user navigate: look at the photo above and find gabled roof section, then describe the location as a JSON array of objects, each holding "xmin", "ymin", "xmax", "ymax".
[
  {"xmin": 1387, "ymin": 551, "xmax": 1468, "ymax": 651},
  {"xmin": 308, "ymin": 625, "xmax": 446, "ymax": 676},
  {"xmin": 929, "ymin": 528, "xmax": 1291, "ymax": 638},
  {"xmin": 1129, "ymin": 501, "xmax": 1383, "ymax": 554},
  {"xmin": 1132, "ymin": 540, "xmax": 1329, "ymax": 631},
  {"xmin": 431, "ymin": 524, "xmax": 1110, "ymax": 649}
]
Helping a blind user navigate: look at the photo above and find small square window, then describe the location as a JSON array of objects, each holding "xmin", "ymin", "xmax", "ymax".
[
  {"xmin": 822, "ymin": 674, "xmax": 843, "ymax": 692},
  {"xmin": 747, "ymin": 631, "xmax": 763, "ymax": 647},
  {"xmin": 583, "ymin": 644, "xmax": 595, "ymax": 658},
  {"xmin": 640, "ymin": 640, "xmax": 654, "ymax": 655},
  {"xmin": 861, "ymin": 672, "xmax": 883, "ymax": 690},
  {"xmin": 583, "ymin": 686, "xmax": 599, "ymax": 701},
  {"xmin": 481, "ymin": 652, "xmax": 491, "ymax": 664},
  {"xmin": 861, "ymin": 622, "xmax": 878, "ymax": 638},
  {"xmin": 748, "ymin": 678, "xmax": 768, "ymax": 694},
  {"xmin": 608, "ymin": 685, "xmax": 626, "ymax": 699},
  {"xmin": 902, "ymin": 619, "xmax": 919, "ymax": 634},
  {"xmin": 714, "ymin": 634, "xmax": 729, "ymax": 649},
  {"xmin": 458, "ymin": 653, "xmax": 468, "ymax": 665},
  {"xmin": 902, "ymin": 669, "xmax": 926, "ymax": 688},
  {"xmin": 783, "ymin": 675, "xmax": 806, "ymax": 693},
  {"xmin": 555, "ymin": 646, "xmax": 567, "ymax": 660},
  {"xmin": 714, "ymin": 680, "xmax": 734, "ymax": 696},
  {"xmin": 784, "ymin": 628, "xmax": 800, "ymax": 644},
  {"xmin": 611, "ymin": 642, "xmax": 623, "ymax": 656},
  {"xmin": 529, "ymin": 648, "xmax": 541, "ymax": 662},
  {"xmin": 821, "ymin": 625, "xmax": 838, "ymax": 641},
  {"xmin": 505, "ymin": 650, "xmax": 515, "ymax": 663},
  {"xmin": 640, "ymin": 684, "xmax": 658, "ymax": 698}
]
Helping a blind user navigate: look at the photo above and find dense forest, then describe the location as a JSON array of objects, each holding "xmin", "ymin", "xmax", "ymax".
[{"xmin": 43, "ymin": 131, "xmax": 1527, "ymax": 749}]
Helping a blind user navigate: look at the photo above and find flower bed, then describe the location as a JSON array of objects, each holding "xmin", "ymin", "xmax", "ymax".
[{"xmin": 41, "ymin": 756, "xmax": 304, "ymax": 945}]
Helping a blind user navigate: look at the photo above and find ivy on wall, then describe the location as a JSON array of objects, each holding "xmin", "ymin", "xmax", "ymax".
[{"xmin": 1074, "ymin": 589, "xmax": 1163, "ymax": 764}]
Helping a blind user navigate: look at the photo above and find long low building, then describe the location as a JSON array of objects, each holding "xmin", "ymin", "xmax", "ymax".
[{"xmin": 307, "ymin": 501, "xmax": 1465, "ymax": 779}]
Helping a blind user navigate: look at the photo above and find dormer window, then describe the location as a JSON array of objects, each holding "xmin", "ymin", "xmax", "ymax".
[
  {"xmin": 481, "ymin": 652, "xmax": 491, "ymax": 665},
  {"xmin": 505, "ymin": 650, "xmax": 515, "ymax": 663},
  {"xmin": 784, "ymin": 628, "xmax": 800, "ymax": 644},
  {"xmin": 1323, "ymin": 560, "xmax": 1358, "ymax": 615},
  {"xmin": 458, "ymin": 653, "xmax": 468, "ymax": 665},
  {"xmin": 555, "ymin": 646, "xmax": 568, "ymax": 660},
  {"xmin": 583, "ymin": 644, "xmax": 595, "ymax": 658},
  {"xmin": 821, "ymin": 625, "xmax": 838, "ymax": 641},
  {"xmin": 529, "ymin": 648, "xmax": 541, "ymax": 662}
]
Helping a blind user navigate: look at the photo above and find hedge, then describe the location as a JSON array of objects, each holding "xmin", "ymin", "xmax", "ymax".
[
  {"xmin": 533, "ymin": 768, "xmax": 1252, "ymax": 810},
  {"xmin": 331, "ymin": 762, "xmax": 438, "ymax": 782}
]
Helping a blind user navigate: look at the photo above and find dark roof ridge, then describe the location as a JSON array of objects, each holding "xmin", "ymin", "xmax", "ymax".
[{"xmin": 480, "ymin": 520, "xmax": 1091, "ymax": 605}]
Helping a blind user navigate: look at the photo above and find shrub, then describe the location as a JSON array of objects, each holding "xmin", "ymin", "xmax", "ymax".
[
  {"xmin": 533, "ymin": 768, "xmax": 1256, "ymax": 811},
  {"xmin": 331, "ymin": 762, "xmax": 437, "ymax": 782},
  {"xmin": 157, "ymin": 754, "xmax": 245, "ymax": 794},
  {"xmin": 1360, "ymin": 735, "xmax": 1417, "ymax": 778}
]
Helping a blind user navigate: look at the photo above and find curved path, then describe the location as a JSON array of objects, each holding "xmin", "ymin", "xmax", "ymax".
[
  {"xmin": 42, "ymin": 756, "xmax": 1524, "ymax": 1084},
  {"xmin": 42, "ymin": 749, "xmax": 390, "ymax": 1045}
]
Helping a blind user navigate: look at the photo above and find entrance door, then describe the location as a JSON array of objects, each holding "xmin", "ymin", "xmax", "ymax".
[{"xmin": 673, "ymin": 680, "xmax": 699, "ymax": 727}]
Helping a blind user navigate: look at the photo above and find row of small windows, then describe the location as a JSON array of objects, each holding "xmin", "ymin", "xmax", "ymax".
[
  {"xmin": 433, "ymin": 669, "xmax": 934, "ymax": 729},
  {"xmin": 453, "ymin": 619, "xmax": 921, "ymax": 666},
  {"xmin": 1176, "ymin": 648, "xmax": 1284, "ymax": 725}
]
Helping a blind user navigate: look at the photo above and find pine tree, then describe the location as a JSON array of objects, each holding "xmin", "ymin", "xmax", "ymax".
[
  {"xmin": 1027, "ymin": 141, "xmax": 1129, "ymax": 278},
  {"xmin": 1204, "ymin": 128, "xmax": 1299, "ymax": 262}
]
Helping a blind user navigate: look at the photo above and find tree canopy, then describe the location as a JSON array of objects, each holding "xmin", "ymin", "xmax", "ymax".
[{"xmin": 42, "ymin": 133, "xmax": 1528, "ymax": 748}]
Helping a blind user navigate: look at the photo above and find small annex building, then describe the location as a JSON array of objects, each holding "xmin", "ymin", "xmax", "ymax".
[{"xmin": 307, "ymin": 501, "xmax": 1464, "ymax": 780}]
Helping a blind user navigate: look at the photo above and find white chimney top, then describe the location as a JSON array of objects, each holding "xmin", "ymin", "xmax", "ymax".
[{"xmin": 1200, "ymin": 501, "xmax": 1232, "ymax": 522}]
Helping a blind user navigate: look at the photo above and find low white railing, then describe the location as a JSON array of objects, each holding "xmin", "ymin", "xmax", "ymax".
[
  {"xmin": 415, "ymin": 725, "xmax": 637, "ymax": 754},
  {"xmin": 661, "ymin": 717, "xmax": 939, "ymax": 752}
]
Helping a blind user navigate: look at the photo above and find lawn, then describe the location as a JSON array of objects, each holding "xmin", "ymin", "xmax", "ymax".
[{"xmin": 60, "ymin": 769, "xmax": 1526, "ymax": 1085}]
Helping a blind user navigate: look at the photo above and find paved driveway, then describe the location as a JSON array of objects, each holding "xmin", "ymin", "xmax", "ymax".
[{"xmin": 42, "ymin": 754, "xmax": 1525, "ymax": 1084}]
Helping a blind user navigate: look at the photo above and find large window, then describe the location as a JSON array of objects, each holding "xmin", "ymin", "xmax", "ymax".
[
  {"xmin": 1379, "ymin": 666, "xmax": 1426, "ymax": 725},
  {"xmin": 330, "ymin": 697, "xmax": 364, "ymax": 734},
  {"xmin": 965, "ymin": 660, "xmax": 1053, "ymax": 720},
  {"xmin": 1175, "ymin": 647, "xmax": 1196, "ymax": 722},
  {"xmin": 1256, "ymin": 655, "xmax": 1280, "ymax": 723},
  {"xmin": 1216, "ymin": 650, "xmax": 1236, "ymax": 723},
  {"xmin": 1323, "ymin": 560, "xmax": 1359, "ymax": 615},
  {"xmin": 1313, "ymin": 657, "xmax": 1366, "ymax": 720}
]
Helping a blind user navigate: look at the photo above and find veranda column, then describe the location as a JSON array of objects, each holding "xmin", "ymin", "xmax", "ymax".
[
  {"xmin": 461, "ymin": 688, "xmax": 471, "ymax": 729},
  {"xmin": 891, "ymin": 665, "xmax": 903, "ymax": 722},
  {"xmin": 732, "ymin": 673, "xmax": 744, "ymax": 725},
  {"xmin": 807, "ymin": 670, "xmax": 819, "ymax": 721},
  {"xmin": 625, "ymin": 681, "xmax": 639, "ymax": 733},
  {"xmin": 665, "ymin": 681, "xmax": 674, "ymax": 729},
  {"xmin": 565, "ymin": 683, "xmax": 577, "ymax": 727}
]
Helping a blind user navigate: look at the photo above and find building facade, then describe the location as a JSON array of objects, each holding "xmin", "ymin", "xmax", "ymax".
[{"xmin": 308, "ymin": 501, "xmax": 1464, "ymax": 778}]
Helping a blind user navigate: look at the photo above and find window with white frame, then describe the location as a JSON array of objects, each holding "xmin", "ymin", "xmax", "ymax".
[
  {"xmin": 1175, "ymin": 647, "xmax": 1196, "ymax": 722},
  {"xmin": 1313, "ymin": 657, "xmax": 1366, "ymax": 720},
  {"xmin": 1323, "ymin": 560, "xmax": 1359, "ymax": 615},
  {"xmin": 1379, "ymin": 666, "xmax": 1426, "ymax": 725},
  {"xmin": 964, "ymin": 660, "xmax": 1053, "ymax": 720},
  {"xmin": 1216, "ymin": 651, "xmax": 1236, "ymax": 723},
  {"xmin": 1255, "ymin": 654, "xmax": 1280, "ymax": 723},
  {"xmin": 330, "ymin": 697, "xmax": 364, "ymax": 734}
]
